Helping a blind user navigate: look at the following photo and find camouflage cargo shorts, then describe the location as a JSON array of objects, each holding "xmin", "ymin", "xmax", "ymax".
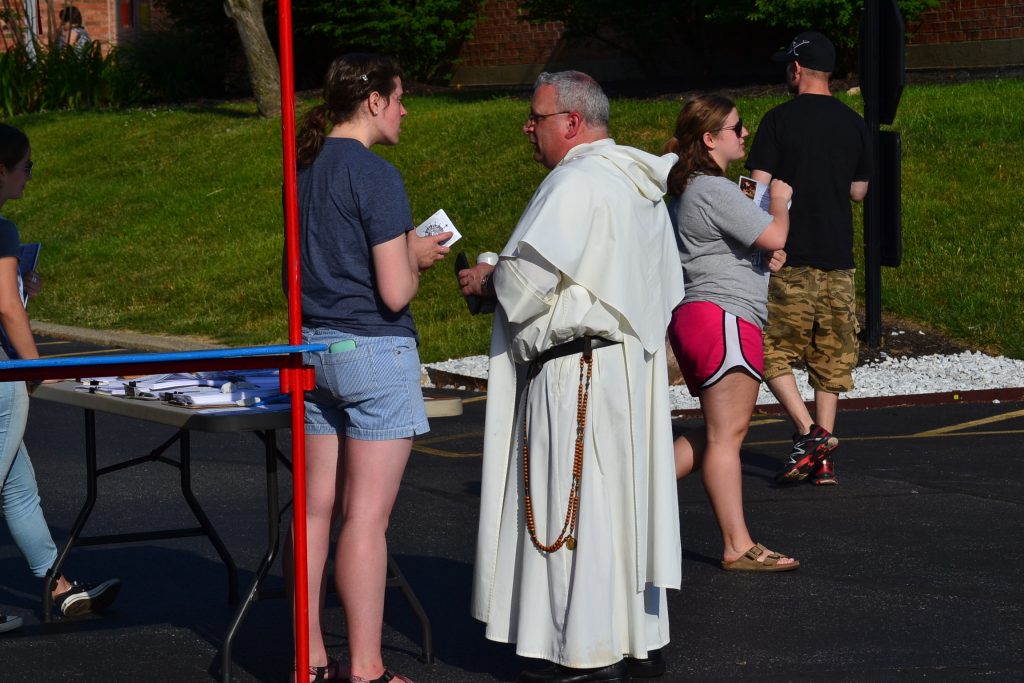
[{"xmin": 762, "ymin": 266, "xmax": 859, "ymax": 393}]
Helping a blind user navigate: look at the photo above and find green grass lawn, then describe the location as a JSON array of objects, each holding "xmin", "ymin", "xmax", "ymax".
[{"xmin": 6, "ymin": 78, "xmax": 1023, "ymax": 361}]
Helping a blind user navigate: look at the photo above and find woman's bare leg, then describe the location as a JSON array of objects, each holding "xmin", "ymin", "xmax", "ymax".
[{"xmin": 335, "ymin": 437, "xmax": 411, "ymax": 680}]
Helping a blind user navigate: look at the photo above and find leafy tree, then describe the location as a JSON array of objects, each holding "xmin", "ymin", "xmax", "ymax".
[
  {"xmin": 521, "ymin": 0, "xmax": 941, "ymax": 77},
  {"xmin": 293, "ymin": 0, "xmax": 485, "ymax": 83},
  {"xmin": 142, "ymin": 0, "xmax": 250, "ymax": 99},
  {"xmin": 145, "ymin": 0, "xmax": 278, "ymax": 114},
  {"xmin": 223, "ymin": 0, "xmax": 281, "ymax": 116},
  {"xmin": 518, "ymin": 0, "xmax": 716, "ymax": 76},
  {"xmin": 708, "ymin": 0, "xmax": 941, "ymax": 49}
]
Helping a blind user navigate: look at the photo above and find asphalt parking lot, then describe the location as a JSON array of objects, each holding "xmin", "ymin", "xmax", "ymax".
[{"xmin": 2, "ymin": 335, "xmax": 1023, "ymax": 681}]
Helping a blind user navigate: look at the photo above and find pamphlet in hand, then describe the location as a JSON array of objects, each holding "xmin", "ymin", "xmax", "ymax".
[
  {"xmin": 738, "ymin": 176, "xmax": 773, "ymax": 213},
  {"xmin": 415, "ymin": 209, "xmax": 462, "ymax": 248},
  {"xmin": 738, "ymin": 176, "xmax": 792, "ymax": 212}
]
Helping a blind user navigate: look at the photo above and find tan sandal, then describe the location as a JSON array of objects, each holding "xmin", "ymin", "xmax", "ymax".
[{"xmin": 721, "ymin": 543, "xmax": 800, "ymax": 572}]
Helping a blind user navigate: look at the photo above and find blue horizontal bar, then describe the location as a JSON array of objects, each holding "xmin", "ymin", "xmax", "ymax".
[{"xmin": 0, "ymin": 343, "xmax": 327, "ymax": 370}]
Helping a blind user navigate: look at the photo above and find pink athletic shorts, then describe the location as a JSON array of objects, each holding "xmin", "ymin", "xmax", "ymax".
[{"xmin": 667, "ymin": 301, "xmax": 764, "ymax": 397}]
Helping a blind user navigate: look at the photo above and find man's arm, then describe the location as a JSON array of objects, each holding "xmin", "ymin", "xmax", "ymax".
[
  {"xmin": 750, "ymin": 169, "xmax": 773, "ymax": 185},
  {"xmin": 850, "ymin": 181, "xmax": 869, "ymax": 202}
]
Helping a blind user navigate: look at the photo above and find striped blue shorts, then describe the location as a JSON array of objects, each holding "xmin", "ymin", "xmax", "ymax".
[{"xmin": 302, "ymin": 328, "xmax": 429, "ymax": 440}]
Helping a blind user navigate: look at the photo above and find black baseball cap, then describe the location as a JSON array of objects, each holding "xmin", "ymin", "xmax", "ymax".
[{"xmin": 772, "ymin": 31, "xmax": 836, "ymax": 72}]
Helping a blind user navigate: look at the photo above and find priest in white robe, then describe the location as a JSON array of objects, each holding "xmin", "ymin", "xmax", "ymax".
[{"xmin": 460, "ymin": 71, "xmax": 686, "ymax": 683}]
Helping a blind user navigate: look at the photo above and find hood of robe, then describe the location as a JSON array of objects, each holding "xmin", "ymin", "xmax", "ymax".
[{"xmin": 501, "ymin": 139, "xmax": 685, "ymax": 354}]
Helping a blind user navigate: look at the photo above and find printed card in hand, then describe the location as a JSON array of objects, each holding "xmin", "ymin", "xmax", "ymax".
[
  {"xmin": 415, "ymin": 209, "xmax": 462, "ymax": 248},
  {"xmin": 739, "ymin": 176, "xmax": 772, "ymax": 212},
  {"xmin": 739, "ymin": 176, "xmax": 791, "ymax": 212}
]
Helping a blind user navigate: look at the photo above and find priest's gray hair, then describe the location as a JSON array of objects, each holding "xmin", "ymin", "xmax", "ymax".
[{"xmin": 535, "ymin": 71, "xmax": 609, "ymax": 129}]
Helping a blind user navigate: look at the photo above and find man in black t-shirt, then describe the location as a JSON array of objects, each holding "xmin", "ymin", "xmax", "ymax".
[{"xmin": 746, "ymin": 31, "xmax": 872, "ymax": 486}]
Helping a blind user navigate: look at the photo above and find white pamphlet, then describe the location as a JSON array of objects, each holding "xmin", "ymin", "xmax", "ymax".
[{"xmin": 415, "ymin": 209, "xmax": 461, "ymax": 247}]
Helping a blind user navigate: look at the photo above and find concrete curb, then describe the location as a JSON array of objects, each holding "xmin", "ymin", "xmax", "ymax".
[{"xmin": 31, "ymin": 321, "xmax": 229, "ymax": 353}]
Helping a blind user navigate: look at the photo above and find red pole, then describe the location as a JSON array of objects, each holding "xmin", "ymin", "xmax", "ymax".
[{"xmin": 276, "ymin": 0, "xmax": 310, "ymax": 677}]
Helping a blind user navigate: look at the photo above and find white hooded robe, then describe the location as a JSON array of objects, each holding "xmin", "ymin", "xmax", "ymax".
[{"xmin": 471, "ymin": 139, "xmax": 686, "ymax": 668}]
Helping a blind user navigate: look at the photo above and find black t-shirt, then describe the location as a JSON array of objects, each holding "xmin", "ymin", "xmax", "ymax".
[{"xmin": 745, "ymin": 94, "xmax": 871, "ymax": 269}]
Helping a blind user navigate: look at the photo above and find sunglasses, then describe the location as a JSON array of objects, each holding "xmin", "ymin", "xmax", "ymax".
[{"xmin": 713, "ymin": 118, "xmax": 743, "ymax": 137}]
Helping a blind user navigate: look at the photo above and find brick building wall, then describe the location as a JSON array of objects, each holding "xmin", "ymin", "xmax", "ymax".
[
  {"xmin": 453, "ymin": 0, "xmax": 1024, "ymax": 85},
  {"xmin": 3, "ymin": 0, "xmax": 154, "ymax": 50},
  {"xmin": 457, "ymin": 0, "xmax": 563, "ymax": 69},
  {"xmin": 910, "ymin": 0, "xmax": 1024, "ymax": 44},
  {"xmin": 451, "ymin": 0, "xmax": 642, "ymax": 86},
  {"xmin": 907, "ymin": 0, "xmax": 1024, "ymax": 68}
]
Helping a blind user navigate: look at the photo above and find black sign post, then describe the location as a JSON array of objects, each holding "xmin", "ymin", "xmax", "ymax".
[{"xmin": 860, "ymin": 0, "xmax": 905, "ymax": 346}]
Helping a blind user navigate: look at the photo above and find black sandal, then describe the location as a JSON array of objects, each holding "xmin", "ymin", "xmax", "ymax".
[
  {"xmin": 294, "ymin": 657, "xmax": 341, "ymax": 682},
  {"xmin": 349, "ymin": 670, "xmax": 413, "ymax": 683}
]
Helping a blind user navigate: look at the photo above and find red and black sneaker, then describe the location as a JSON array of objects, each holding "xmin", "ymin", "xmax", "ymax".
[
  {"xmin": 810, "ymin": 454, "xmax": 839, "ymax": 486},
  {"xmin": 775, "ymin": 424, "xmax": 838, "ymax": 483}
]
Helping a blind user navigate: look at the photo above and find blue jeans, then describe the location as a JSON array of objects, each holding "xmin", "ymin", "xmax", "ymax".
[{"xmin": 0, "ymin": 381, "xmax": 58, "ymax": 578}]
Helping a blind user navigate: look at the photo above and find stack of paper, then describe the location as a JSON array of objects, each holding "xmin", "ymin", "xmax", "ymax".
[{"xmin": 75, "ymin": 371, "xmax": 284, "ymax": 409}]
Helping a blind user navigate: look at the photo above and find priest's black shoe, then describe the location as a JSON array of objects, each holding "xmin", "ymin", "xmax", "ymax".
[
  {"xmin": 517, "ymin": 659, "xmax": 629, "ymax": 683},
  {"xmin": 625, "ymin": 648, "xmax": 665, "ymax": 678}
]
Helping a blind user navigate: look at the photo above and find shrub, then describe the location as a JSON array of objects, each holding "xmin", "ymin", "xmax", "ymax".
[
  {"xmin": 139, "ymin": 0, "xmax": 249, "ymax": 100},
  {"xmin": 292, "ymin": 0, "xmax": 485, "ymax": 84},
  {"xmin": 0, "ymin": 42, "xmax": 141, "ymax": 116}
]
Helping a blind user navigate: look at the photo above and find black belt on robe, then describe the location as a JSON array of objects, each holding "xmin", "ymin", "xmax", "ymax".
[{"xmin": 527, "ymin": 336, "xmax": 619, "ymax": 379}]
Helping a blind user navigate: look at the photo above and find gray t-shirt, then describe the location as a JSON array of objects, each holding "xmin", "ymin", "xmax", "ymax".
[
  {"xmin": 296, "ymin": 137, "xmax": 416, "ymax": 338},
  {"xmin": 674, "ymin": 174, "xmax": 773, "ymax": 328}
]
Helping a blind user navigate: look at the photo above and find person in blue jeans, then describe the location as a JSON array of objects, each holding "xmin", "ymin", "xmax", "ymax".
[
  {"xmin": 288, "ymin": 54, "xmax": 450, "ymax": 682},
  {"xmin": 0, "ymin": 123, "xmax": 120, "ymax": 633}
]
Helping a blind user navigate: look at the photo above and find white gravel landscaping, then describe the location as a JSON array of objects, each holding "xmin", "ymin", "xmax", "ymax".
[{"xmin": 425, "ymin": 350, "xmax": 1024, "ymax": 411}]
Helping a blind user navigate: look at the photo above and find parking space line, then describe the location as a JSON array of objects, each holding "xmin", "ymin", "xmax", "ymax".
[
  {"xmin": 911, "ymin": 407, "xmax": 1024, "ymax": 437},
  {"xmin": 413, "ymin": 431, "xmax": 484, "ymax": 458},
  {"xmin": 413, "ymin": 444, "xmax": 482, "ymax": 458}
]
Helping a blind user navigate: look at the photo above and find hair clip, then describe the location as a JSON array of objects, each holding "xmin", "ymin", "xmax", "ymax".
[{"xmin": 359, "ymin": 74, "xmax": 369, "ymax": 83}]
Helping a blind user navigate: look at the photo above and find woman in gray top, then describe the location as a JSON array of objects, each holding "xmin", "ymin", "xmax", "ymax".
[{"xmin": 664, "ymin": 94, "xmax": 800, "ymax": 571}]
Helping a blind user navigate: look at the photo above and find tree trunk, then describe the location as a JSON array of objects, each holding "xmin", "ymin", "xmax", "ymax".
[{"xmin": 223, "ymin": 0, "xmax": 281, "ymax": 117}]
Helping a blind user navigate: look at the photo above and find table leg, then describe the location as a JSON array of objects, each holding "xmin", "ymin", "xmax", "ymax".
[
  {"xmin": 220, "ymin": 430, "xmax": 281, "ymax": 683},
  {"xmin": 178, "ymin": 431, "xmax": 239, "ymax": 605},
  {"xmin": 386, "ymin": 554, "xmax": 434, "ymax": 664}
]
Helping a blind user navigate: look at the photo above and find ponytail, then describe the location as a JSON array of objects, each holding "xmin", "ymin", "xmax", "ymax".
[{"xmin": 296, "ymin": 104, "xmax": 328, "ymax": 168}]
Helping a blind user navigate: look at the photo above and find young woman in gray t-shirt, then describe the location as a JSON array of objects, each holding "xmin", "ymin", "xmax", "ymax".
[{"xmin": 663, "ymin": 94, "xmax": 800, "ymax": 572}]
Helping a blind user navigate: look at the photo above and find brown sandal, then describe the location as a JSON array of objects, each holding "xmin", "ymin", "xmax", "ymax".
[{"xmin": 721, "ymin": 543, "xmax": 800, "ymax": 572}]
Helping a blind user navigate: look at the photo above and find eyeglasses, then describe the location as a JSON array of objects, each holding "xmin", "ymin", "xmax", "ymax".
[
  {"xmin": 712, "ymin": 118, "xmax": 743, "ymax": 137},
  {"xmin": 525, "ymin": 110, "xmax": 571, "ymax": 126}
]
